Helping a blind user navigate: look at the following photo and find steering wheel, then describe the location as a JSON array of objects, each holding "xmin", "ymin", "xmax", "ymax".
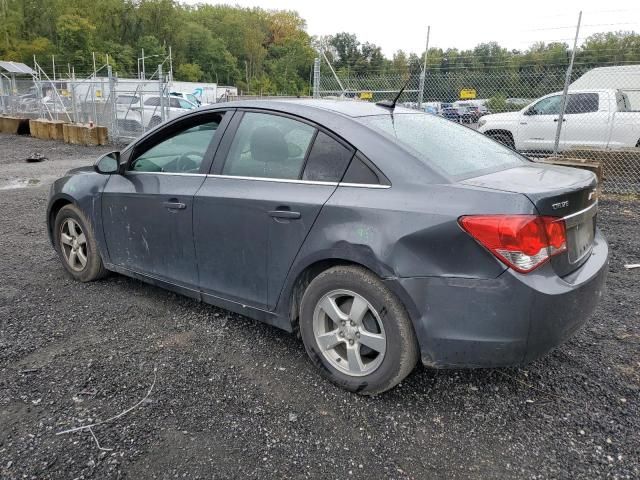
[{"xmin": 175, "ymin": 152, "xmax": 202, "ymax": 173}]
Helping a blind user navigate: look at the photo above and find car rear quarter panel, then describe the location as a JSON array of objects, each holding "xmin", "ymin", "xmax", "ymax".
[{"xmin": 277, "ymin": 180, "xmax": 536, "ymax": 326}]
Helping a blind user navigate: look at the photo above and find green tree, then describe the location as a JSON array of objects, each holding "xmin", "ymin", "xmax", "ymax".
[{"xmin": 176, "ymin": 63, "xmax": 203, "ymax": 82}]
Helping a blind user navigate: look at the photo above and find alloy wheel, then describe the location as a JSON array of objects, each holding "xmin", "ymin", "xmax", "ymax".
[
  {"xmin": 312, "ymin": 289, "xmax": 387, "ymax": 376},
  {"xmin": 60, "ymin": 218, "xmax": 88, "ymax": 272}
]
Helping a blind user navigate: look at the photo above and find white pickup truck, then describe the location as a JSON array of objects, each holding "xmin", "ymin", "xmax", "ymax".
[{"xmin": 477, "ymin": 89, "xmax": 640, "ymax": 152}]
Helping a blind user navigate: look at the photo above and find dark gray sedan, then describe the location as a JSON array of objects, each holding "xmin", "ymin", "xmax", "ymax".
[{"xmin": 47, "ymin": 100, "xmax": 608, "ymax": 394}]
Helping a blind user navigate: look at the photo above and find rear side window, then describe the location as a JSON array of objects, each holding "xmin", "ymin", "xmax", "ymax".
[
  {"xmin": 342, "ymin": 154, "xmax": 381, "ymax": 184},
  {"xmin": 359, "ymin": 113, "xmax": 526, "ymax": 179},
  {"xmin": 566, "ymin": 93, "xmax": 599, "ymax": 114},
  {"xmin": 302, "ymin": 132, "xmax": 354, "ymax": 182}
]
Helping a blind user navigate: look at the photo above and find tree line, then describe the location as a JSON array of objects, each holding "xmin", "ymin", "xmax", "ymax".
[{"xmin": 1, "ymin": 0, "xmax": 638, "ymax": 95}]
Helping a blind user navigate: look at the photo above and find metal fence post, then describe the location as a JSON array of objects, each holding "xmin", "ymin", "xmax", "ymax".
[
  {"xmin": 418, "ymin": 26, "xmax": 431, "ymax": 107},
  {"xmin": 108, "ymin": 65, "xmax": 117, "ymax": 140},
  {"xmin": 313, "ymin": 58, "xmax": 320, "ymax": 98},
  {"xmin": 553, "ymin": 11, "xmax": 582, "ymax": 157},
  {"xmin": 70, "ymin": 81, "xmax": 78, "ymax": 124},
  {"xmin": 158, "ymin": 64, "xmax": 165, "ymax": 123}
]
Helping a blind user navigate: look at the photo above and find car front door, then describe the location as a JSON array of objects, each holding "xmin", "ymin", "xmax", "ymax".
[
  {"xmin": 518, "ymin": 94, "xmax": 563, "ymax": 151},
  {"xmin": 193, "ymin": 111, "xmax": 355, "ymax": 310},
  {"xmin": 101, "ymin": 111, "xmax": 230, "ymax": 291}
]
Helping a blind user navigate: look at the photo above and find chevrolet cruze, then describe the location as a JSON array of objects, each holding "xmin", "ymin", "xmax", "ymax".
[{"xmin": 47, "ymin": 100, "xmax": 608, "ymax": 394}]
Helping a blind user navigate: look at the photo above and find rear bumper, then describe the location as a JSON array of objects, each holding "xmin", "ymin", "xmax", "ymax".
[{"xmin": 389, "ymin": 229, "xmax": 609, "ymax": 368}]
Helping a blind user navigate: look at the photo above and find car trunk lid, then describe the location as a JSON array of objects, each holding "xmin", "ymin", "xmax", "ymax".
[{"xmin": 461, "ymin": 163, "xmax": 598, "ymax": 276}]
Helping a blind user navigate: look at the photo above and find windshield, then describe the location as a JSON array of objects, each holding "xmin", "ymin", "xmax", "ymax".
[{"xmin": 358, "ymin": 113, "xmax": 527, "ymax": 179}]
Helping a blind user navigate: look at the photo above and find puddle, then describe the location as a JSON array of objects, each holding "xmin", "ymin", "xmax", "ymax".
[{"xmin": 0, "ymin": 178, "xmax": 42, "ymax": 190}]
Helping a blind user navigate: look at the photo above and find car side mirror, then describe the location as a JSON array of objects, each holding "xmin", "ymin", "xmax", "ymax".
[
  {"xmin": 523, "ymin": 107, "xmax": 536, "ymax": 116},
  {"xmin": 94, "ymin": 151, "xmax": 121, "ymax": 174}
]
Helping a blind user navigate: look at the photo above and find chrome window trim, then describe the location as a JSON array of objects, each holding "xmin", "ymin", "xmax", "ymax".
[
  {"xmin": 122, "ymin": 171, "xmax": 390, "ymax": 189},
  {"xmin": 125, "ymin": 171, "xmax": 206, "ymax": 177},
  {"xmin": 206, "ymin": 174, "xmax": 338, "ymax": 186},
  {"xmin": 338, "ymin": 182, "xmax": 391, "ymax": 189}
]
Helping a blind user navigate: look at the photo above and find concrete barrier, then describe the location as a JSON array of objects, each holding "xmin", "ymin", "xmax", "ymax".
[
  {"xmin": 28, "ymin": 119, "xmax": 67, "ymax": 141},
  {"xmin": 0, "ymin": 116, "xmax": 30, "ymax": 135},
  {"xmin": 62, "ymin": 123, "xmax": 108, "ymax": 146}
]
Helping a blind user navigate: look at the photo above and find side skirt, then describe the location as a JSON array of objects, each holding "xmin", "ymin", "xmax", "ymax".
[{"xmin": 104, "ymin": 263, "xmax": 293, "ymax": 332}]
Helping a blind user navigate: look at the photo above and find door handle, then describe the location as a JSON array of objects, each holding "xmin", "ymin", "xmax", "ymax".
[
  {"xmin": 268, "ymin": 210, "xmax": 301, "ymax": 220},
  {"xmin": 163, "ymin": 200, "xmax": 186, "ymax": 210}
]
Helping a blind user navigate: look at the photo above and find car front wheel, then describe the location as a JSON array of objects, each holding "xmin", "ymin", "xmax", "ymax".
[
  {"xmin": 299, "ymin": 266, "xmax": 419, "ymax": 395},
  {"xmin": 54, "ymin": 204, "xmax": 107, "ymax": 282}
]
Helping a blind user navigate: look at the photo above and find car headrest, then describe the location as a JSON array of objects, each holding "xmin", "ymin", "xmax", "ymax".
[{"xmin": 250, "ymin": 126, "xmax": 288, "ymax": 164}]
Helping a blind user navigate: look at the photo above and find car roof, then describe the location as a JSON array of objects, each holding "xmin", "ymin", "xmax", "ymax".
[{"xmin": 204, "ymin": 99, "xmax": 417, "ymax": 118}]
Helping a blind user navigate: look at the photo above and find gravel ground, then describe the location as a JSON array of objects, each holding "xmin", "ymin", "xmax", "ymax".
[{"xmin": 0, "ymin": 133, "xmax": 638, "ymax": 479}]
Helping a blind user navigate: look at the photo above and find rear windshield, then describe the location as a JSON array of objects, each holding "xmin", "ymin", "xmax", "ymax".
[{"xmin": 358, "ymin": 113, "xmax": 527, "ymax": 179}]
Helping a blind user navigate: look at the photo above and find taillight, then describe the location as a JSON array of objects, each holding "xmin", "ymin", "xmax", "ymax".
[{"xmin": 459, "ymin": 215, "xmax": 567, "ymax": 273}]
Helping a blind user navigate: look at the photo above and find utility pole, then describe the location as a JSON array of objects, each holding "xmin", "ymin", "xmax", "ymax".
[
  {"xmin": 417, "ymin": 26, "xmax": 431, "ymax": 108},
  {"xmin": 553, "ymin": 11, "xmax": 582, "ymax": 156}
]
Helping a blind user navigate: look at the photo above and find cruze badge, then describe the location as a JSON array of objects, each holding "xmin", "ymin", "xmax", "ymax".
[{"xmin": 552, "ymin": 200, "xmax": 569, "ymax": 210}]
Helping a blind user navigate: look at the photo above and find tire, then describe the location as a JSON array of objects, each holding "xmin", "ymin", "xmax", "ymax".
[
  {"xmin": 54, "ymin": 204, "xmax": 107, "ymax": 282},
  {"xmin": 488, "ymin": 132, "xmax": 515, "ymax": 149},
  {"xmin": 299, "ymin": 266, "xmax": 419, "ymax": 395}
]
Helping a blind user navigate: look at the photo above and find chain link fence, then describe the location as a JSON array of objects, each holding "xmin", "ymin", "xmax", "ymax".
[
  {"xmin": 0, "ymin": 65, "xmax": 177, "ymax": 143},
  {"xmin": 315, "ymin": 62, "xmax": 640, "ymax": 194}
]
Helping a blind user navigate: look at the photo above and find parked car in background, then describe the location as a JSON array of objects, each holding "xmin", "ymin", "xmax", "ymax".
[
  {"xmin": 441, "ymin": 105, "xmax": 474, "ymax": 123},
  {"xmin": 171, "ymin": 91, "xmax": 201, "ymax": 106},
  {"xmin": 115, "ymin": 94, "xmax": 198, "ymax": 130},
  {"xmin": 478, "ymin": 89, "xmax": 640, "ymax": 151},
  {"xmin": 47, "ymin": 100, "xmax": 608, "ymax": 395}
]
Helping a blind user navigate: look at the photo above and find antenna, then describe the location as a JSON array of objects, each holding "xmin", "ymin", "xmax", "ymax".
[{"xmin": 376, "ymin": 76, "xmax": 411, "ymax": 110}]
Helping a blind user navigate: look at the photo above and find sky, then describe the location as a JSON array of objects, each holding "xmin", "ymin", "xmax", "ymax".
[{"xmin": 181, "ymin": 0, "xmax": 640, "ymax": 56}]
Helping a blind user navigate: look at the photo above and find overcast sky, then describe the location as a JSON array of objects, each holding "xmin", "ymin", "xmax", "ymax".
[{"xmin": 182, "ymin": 0, "xmax": 640, "ymax": 56}]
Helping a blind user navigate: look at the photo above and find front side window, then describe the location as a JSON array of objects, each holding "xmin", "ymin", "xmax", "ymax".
[
  {"xmin": 222, "ymin": 112, "xmax": 315, "ymax": 180},
  {"xmin": 131, "ymin": 113, "xmax": 224, "ymax": 173},
  {"xmin": 530, "ymin": 95, "xmax": 562, "ymax": 115},
  {"xmin": 359, "ymin": 113, "xmax": 526, "ymax": 179},
  {"xmin": 566, "ymin": 93, "xmax": 599, "ymax": 114}
]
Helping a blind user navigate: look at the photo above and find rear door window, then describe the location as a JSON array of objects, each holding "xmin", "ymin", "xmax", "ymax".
[
  {"xmin": 222, "ymin": 112, "xmax": 316, "ymax": 180},
  {"xmin": 566, "ymin": 93, "xmax": 599, "ymax": 114}
]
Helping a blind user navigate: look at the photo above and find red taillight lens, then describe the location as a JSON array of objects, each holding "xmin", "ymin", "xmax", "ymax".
[{"xmin": 459, "ymin": 215, "xmax": 567, "ymax": 273}]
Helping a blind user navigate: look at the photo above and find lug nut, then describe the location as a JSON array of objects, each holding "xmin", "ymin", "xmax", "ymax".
[{"xmin": 339, "ymin": 331, "xmax": 344, "ymax": 337}]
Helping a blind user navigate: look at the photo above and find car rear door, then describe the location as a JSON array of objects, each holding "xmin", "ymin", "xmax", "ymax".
[
  {"xmin": 101, "ymin": 111, "xmax": 230, "ymax": 291},
  {"xmin": 561, "ymin": 92, "xmax": 609, "ymax": 149},
  {"xmin": 193, "ymin": 110, "xmax": 355, "ymax": 309}
]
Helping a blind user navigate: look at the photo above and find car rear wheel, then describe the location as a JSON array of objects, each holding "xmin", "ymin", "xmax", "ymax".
[
  {"xmin": 299, "ymin": 266, "xmax": 418, "ymax": 395},
  {"xmin": 54, "ymin": 204, "xmax": 107, "ymax": 282}
]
